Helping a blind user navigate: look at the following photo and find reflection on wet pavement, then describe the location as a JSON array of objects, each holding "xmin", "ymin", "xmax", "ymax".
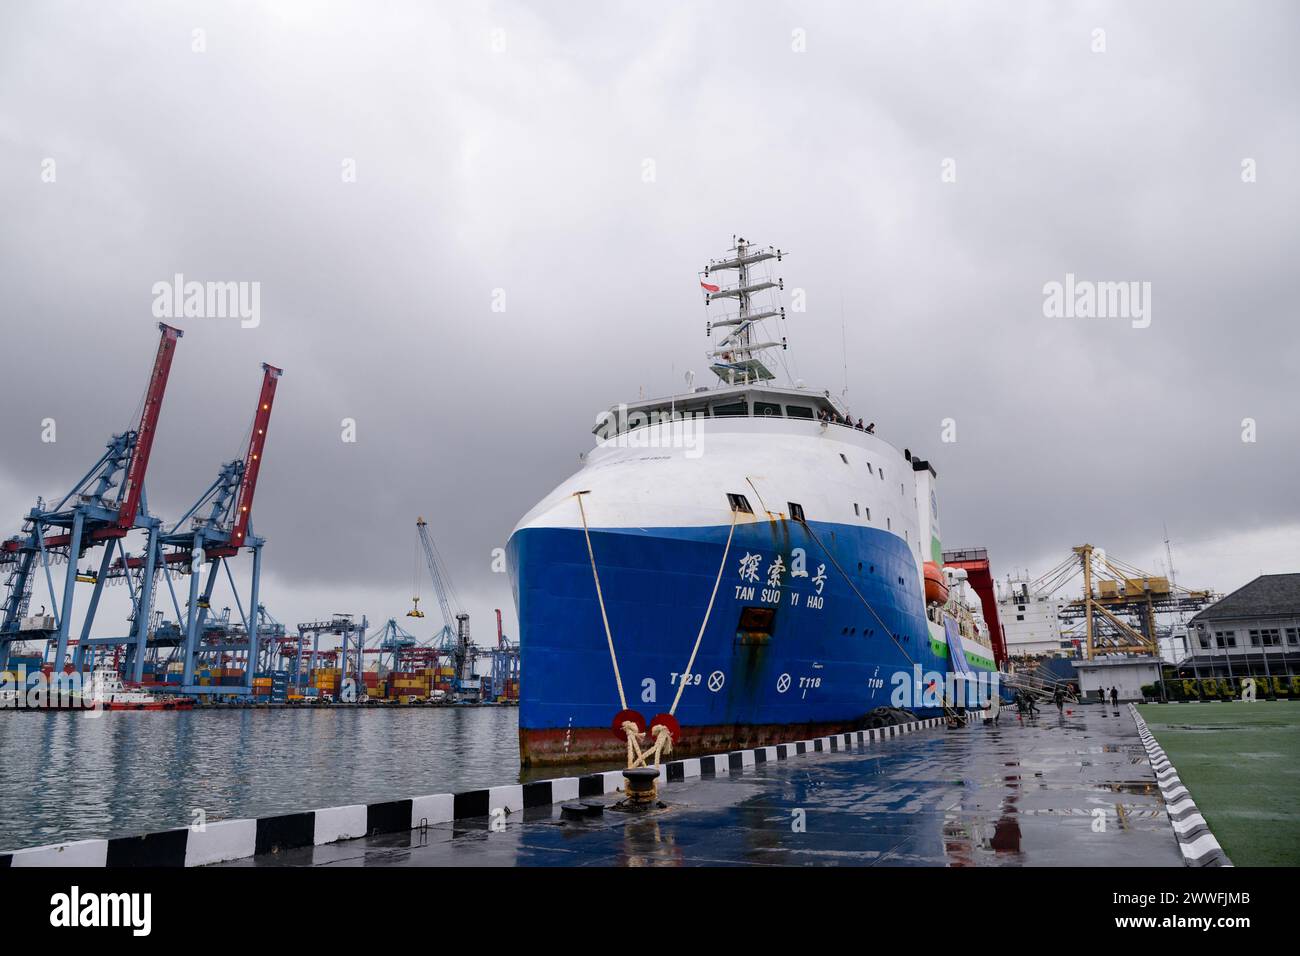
[{"xmin": 228, "ymin": 707, "xmax": 1184, "ymax": 867}]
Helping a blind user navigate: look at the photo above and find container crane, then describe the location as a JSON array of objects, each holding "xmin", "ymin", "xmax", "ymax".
[
  {"xmin": 296, "ymin": 613, "xmax": 366, "ymax": 698},
  {"xmin": 108, "ymin": 363, "xmax": 283, "ymax": 692},
  {"xmin": 488, "ymin": 608, "xmax": 519, "ymax": 702},
  {"xmin": 415, "ymin": 516, "xmax": 477, "ymax": 700},
  {"xmin": 1017, "ymin": 544, "xmax": 1214, "ymax": 660},
  {"xmin": 0, "ymin": 323, "xmax": 183, "ymax": 674},
  {"xmin": 367, "ymin": 617, "xmax": 421, "ymax": 673}
]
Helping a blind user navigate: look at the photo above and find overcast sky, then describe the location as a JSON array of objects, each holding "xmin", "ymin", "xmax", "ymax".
[{"xmin": 1, "ymin": 1, "xmax": 1297, "ymax": 650}]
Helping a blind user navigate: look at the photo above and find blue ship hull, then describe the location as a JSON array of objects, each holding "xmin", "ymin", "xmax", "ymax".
[{"xmin": 509, "ymin": 517, "xmax": 971, "ymax": 765}]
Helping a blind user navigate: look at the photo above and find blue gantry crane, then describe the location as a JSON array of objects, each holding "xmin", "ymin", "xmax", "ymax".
[
  {"xmin": 0, "ymin": 326, "xmax": 288, "ymax": 697},
  {"xmin": 253, "ymin": 605, "xmax": 288, "ymax": 673},
  {"xmin": 0, "ymin": 323, "xmax": 182, "ymax": 679},
  {"xmin": 295, "ymin": 613, "xmax": 366, "ymax": 699},
  {"xmin": 368, "ymin": 617, "xmax": 420, "ymax": 673},
  {"xmin": 488, "ymin": 607, "xmax": 519, "ymax": 702}
]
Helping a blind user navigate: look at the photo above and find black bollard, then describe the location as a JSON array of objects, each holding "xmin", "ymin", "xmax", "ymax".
[{"xmin": 622, "ymin": 767, "xmax": 660, "ymax": 808}]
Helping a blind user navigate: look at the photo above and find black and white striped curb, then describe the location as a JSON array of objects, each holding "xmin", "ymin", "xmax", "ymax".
[
  {"xmin": 1128, "ymin": 704, "xmax": 1232, "ymax": 868},
  {"xmin": 0, "ymin": 716, "xmax": 946, "ymax": 867}
]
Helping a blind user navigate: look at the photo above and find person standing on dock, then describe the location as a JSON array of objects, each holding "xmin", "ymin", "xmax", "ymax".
[
  {"xmin": 1053, "ymin": 686, "xmax": 1066, "ymax": 715},
  {"xmin": 986, "ymin": 690, "xmax": 1001, "ymax": 725},
  {"xmin": 1109, "ymin": 686, "xmax": 1119, "ymax": 707}
]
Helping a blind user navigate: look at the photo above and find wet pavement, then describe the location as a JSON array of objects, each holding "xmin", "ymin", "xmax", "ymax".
[{"xmin": 224, "ymin": 706, "xmax": 1184, "ymax": 867}]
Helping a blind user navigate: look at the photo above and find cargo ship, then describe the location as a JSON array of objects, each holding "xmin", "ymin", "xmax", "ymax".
[{"xmin": 507, "ymin": 237, "xmax": 999, "ymax": 766}]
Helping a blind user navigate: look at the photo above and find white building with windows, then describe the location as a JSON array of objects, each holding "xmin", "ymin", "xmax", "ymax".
[{"xmin": 1185, "ymin": 573, "xmax": 1300, "ymax": 678}]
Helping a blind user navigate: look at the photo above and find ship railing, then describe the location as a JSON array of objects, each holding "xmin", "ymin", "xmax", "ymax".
[
  {"xmin": 822, "ymin": 416, "xmax": 872, "ymax": 433},
  {"xmin": 1001, "ymin": 669, "xmax": 1079, "ymax": 703}
]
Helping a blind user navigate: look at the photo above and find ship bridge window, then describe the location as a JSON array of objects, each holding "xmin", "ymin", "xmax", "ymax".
[
  {"xmin": 713, "ymin": 400, "xmax": 749, "ymax": 418},
  {"xmin": 736, "ymin": 606, "xmax": 775, "ymax": 645},
  {"xmin": 788, "ymin": 502, "xmax": 805, "ymax": 522},
  {"xmin": 853, "ymin": 503, "xmax": 859, "ymax": 516},
  {"xmin": 754, "ymin": 401, "xmax": 783, "ymax": 417},
  {"xmin": 786, "ymin": 405, "xmax": 815, "ymax": 419},
  {"xmin": 726, "ymin": 493, "xmax": 753, "ymax": 514}
]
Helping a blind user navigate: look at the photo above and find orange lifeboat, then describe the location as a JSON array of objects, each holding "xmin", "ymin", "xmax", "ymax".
[{"xmin": 923, "ymin": 562, "xmax": 949, "ymax": 605}]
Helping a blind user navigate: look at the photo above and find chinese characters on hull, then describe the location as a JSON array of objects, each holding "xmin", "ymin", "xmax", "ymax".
[{"xmin": 735, "ymin": 548, "xmax": 825, "ymax": 610}]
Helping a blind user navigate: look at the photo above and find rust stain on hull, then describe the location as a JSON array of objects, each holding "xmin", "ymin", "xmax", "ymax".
[{"xmin": 519, "ymin": 719, "xmax": 867, "ymax": 767}]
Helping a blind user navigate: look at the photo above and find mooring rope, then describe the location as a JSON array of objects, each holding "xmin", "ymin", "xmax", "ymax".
[
  {"xmin": 799, "ymin": 520, "xmax": 960, "ymax": 722},
  {"xmin": 668, "ymin": 506, "xmax": 739, "ymax": 717},
  {"xmin": 576, "ymin": 493, "xmax": 742, "ymax": 767},
  {"xmin": 574, "ymin": 491, "xmax": 627, "ymax": 712}
]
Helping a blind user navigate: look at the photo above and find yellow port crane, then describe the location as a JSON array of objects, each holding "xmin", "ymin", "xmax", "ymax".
[{"xmin": 1027, "ymin": 544, "xmax": 1214, "ymax": 659}]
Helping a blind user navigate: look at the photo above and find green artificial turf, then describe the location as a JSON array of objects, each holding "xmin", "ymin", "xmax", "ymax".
[{"xmin": 1137, "ymin": 701, "xmax": 1300, "ymax": 866}]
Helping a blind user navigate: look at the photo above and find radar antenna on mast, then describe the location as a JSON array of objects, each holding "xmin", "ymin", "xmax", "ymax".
[{"xmin": 700, "ymin": 236, "xmax": 787, "ymax": 385}]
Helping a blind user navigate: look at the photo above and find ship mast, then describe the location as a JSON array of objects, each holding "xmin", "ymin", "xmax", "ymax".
[{"xmin": 701, "ymin": 236, "xmax": 787, "ymax": 384}]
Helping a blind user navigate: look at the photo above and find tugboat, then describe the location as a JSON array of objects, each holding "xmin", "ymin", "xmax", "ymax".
[
  {"xmin": 508, "ymin": 237, "xmax": 1000, "ymax": 766},
  {"xmin": 76, "ymin": 665, "xmax": 195, "ymax": 711}
]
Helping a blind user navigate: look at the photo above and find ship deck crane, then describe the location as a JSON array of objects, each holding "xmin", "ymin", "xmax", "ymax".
[
  {"xmin": 0, "ymin": 323, "xmax": 183, "ymax": 674},
  {"xmin": 939, "ymin": 548, "xmax": 1008, "ymax": 668}
]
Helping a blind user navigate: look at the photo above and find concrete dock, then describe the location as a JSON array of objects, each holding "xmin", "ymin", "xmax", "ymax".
[{"xmin": 226, "ymin": 706, "xmax": 1184, "ymax": 867}]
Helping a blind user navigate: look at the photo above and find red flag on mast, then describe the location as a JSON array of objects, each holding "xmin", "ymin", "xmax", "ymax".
[{"xmin": 699, "ymin": 279, "xmax": 720, "ymax": 293}]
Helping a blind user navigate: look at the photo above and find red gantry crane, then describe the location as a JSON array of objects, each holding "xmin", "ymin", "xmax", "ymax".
[{"xmin": 162, "ymin": 364, "xmax": 283, "ymax": 692}]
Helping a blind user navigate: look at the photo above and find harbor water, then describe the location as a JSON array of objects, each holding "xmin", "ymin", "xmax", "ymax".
[{"xmin": 0, "ymin": 707, "xmax": 524, "ymax": 850}]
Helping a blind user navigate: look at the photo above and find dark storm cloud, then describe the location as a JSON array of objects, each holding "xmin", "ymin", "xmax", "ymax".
[{"xmin": 1, "ymin": 0, "xmax": 1297, "ymax": 638}]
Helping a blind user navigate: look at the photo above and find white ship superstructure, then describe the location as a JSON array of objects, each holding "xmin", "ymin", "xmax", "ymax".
[{"xmin": 999, "ymin": 575, "xmax": 1071, "ymax": 657}]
